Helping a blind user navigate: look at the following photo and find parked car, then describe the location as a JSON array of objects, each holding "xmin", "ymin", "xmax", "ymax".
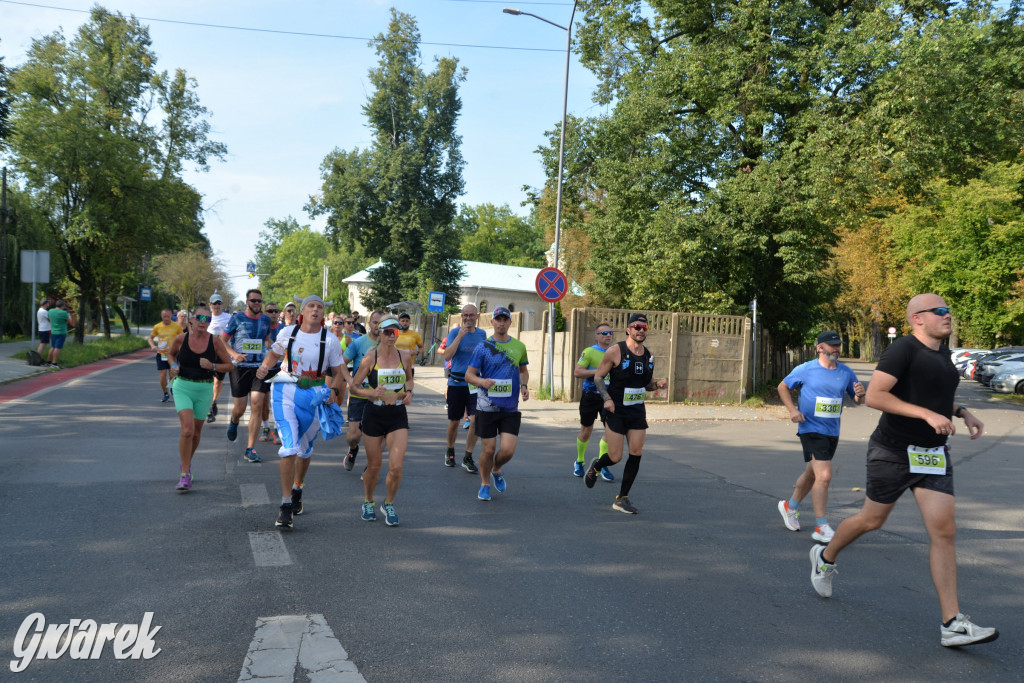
[
  {"xmin": 973, "ymin": 351, "xmax": 1022, "ymax": 382},
  {"xmin": 978, "ymin": 355, "xmax": 1024, "ymax": 386},
  {"xmin": 991, "ymin": 366, "xmax": 1024, "ymax": 394},
  {"xmin": 951, "ymin": 348, "xmax": 987, "ymax": 364},
  {"xmin": 955, "ymin": 350, "xmax": 990, "ymax": 377}
]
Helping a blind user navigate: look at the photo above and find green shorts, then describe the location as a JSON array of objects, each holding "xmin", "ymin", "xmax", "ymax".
[{"xmin": 172, "ymin": 377, "xmax": 214, "ymax": 418}]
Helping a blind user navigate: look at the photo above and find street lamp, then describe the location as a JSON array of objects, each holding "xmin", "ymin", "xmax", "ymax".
[{"xmin": 504, "ymin": 2, "xmax": 578, "ymax": 397}]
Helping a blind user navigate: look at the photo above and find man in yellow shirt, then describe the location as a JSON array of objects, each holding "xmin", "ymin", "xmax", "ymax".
[
  {"xmin": 395, "ymin": 313, "xmax": 423, "ymax": 360},
  {"xmin": 149, "ymin": 308, "xmax": 184, "ymax": 402}
]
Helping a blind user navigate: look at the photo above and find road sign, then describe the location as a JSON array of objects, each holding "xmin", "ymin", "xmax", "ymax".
[
  {"xmin": 20, "ymin": 250, "xmax": 50, "ymax": 284},
  {"xmin": 535, "ymin": 267, "xmax": 568, "ymax": 303},
  {"xmin": 427, "ymin": 291, "xmax": 446, "ymax": 313},
  {"xmin": 139, "ymin": 287, "xmax": 152, "ymax": 301},
  {"xmin": 887, "ymin": 327, "xmax": 897, "ymax": 335},
  {"xmin": 246, "ymin": 261, "xmax": 256, "ymax": 274}
]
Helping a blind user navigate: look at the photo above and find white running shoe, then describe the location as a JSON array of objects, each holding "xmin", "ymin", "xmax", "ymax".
[
  {"xmin": 940, "ymin": 613, "xmax": 999, "ymax": 647},
  {"xmin": 810, "ymin": 544, "xmax": 837, "ymax": 598},
  {"xmin": 812, "ymin": 523, "xmax": 835, "ymax": 543},
  {"xmin": 778, "ymin": 500, "xmax": 800, "ymax": 531}
]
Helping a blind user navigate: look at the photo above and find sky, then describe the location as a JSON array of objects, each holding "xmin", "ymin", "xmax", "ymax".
[{"xmin": 0, "ymin": 0, "xmax": 605, "ymax": 286}]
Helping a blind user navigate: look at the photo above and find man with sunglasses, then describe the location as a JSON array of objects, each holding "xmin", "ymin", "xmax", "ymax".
[
  {"xmin": 776, "ymin": 331, "xmax": 864, "ymax": 543},
  {"xmin": 809, "ymin": 294, "xmax": 997, "ymax": 648},
  {"xmin": 443, "ymin": 304, "xmax": 487, "ymax": 473},
  {"xmin": 584, "ymin": 313, "xmax": 667, "ymax": 514},
  {"xmin": 572, "ymin": 323, "xmax": 616, "ymax": 480},
  {"xmin": 206, "ymin": 293, "xmax": 233, "ymax": 423},
  {"xmin": 222, "ymin": 288, "xmax": 274, "ymax": 462}
]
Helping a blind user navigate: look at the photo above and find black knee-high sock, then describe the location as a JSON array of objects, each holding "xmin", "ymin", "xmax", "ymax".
[
  {"xmin": 618, "ymin": 454, "xmax": 641, "ymax": 497},
  {"xmin": 594, "ymin": 454, "xmax": 614, "ymax": 471}
]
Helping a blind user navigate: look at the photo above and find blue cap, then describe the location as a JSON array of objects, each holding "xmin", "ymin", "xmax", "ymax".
[{"xmin": 492, "ymin": 307, "xmax": 512, "ymax": 319}]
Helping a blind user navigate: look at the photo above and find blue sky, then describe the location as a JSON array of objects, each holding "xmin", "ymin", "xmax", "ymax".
[{"xmin": 0, "ymin": 0, "xmax": 604, "ymax": 282}]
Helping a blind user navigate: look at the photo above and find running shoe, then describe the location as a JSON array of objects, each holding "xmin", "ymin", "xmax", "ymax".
[
  {"xmin": 612, "ymin": 496, "xmax": 638, "ymax": 514},
  {"xmin": 161, "ymin": 393, "xmax": 170, "ymax": 403},
  {"xmin": 584, "ymin": 458, "xmax": 600, "ymax": 488},
  {"xmin": 573, "ymin": 461, "xmax": 586, "ymax": 477},
  {"xmin": 462, "ymin": 454, "xmax": 479, "ymax": 474},
  {"xmin": 259, "ymin": 426, "xmax": 270, "ymax": 442},
  {"xmin": 812, "ymin": 523, "xmax": 835, "ymax": 543},
  {"xmin": 344, "ymin": 447, "xmax": 358, "ymax": 471},
  {"xmin": 361, "ymin": 500, "xmax": 376, "ymax": 521},
  {"xmin": 243, "ymin": 448, "xmax": 262, "ymax": 463},
  {"xmin": 810, "ymin": 544, "xmax": 837, "ymax": 598},
  {"xmin": 292, "ymin": 487, "xmax": 303, "ymax": 515},
  {"xmin": 444, "ymin": 450, "xmax": 456, "ymax": 467},
  {"xmin": 227, "ymin": 419, "xmax": 239, "ymax": 442},
  {"xmin": 940, "ymin": 613, "xmax": 999, "ymax": 647},
  {"xmin": 478, "ymin": 485, "xmax": 491, "ymax": 501},
  {"xmin": 210, "ymin": 402, "xmax": 218, "ymax": 418},
  {"xmin": 462, "ymin": 417, "xmax": 471, "ymax": 429},
  {"xmin": 272, "ymin": 428, "xmax": 281, "ymax": 445},
  {"xmin": 778, "ymin": 500, "xmax": 800, "ymax": 532},
  {"xmin": 492, "ymin": 471, "xmax": 506, "ymax": 493},
  {"xmin": 276, "ymin": 503, "xmax": 293, "ymax": 530},
  {"xmin": 600, "ymin": 467, "xmax": 615, "ymax": 482},
  {"xmin": 206, "ymin": 411, "xmax": 215, "ymax": 424},
  {"xmin": 175, "ymin": 473, "xmax": 192, "ymax": 492},
  {"xmin": 380, "ymin": 502, "xmax": 399, "ymax": 526}
]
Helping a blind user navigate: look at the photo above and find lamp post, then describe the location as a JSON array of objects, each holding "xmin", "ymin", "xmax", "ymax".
[{"xmin": 504, "ymin": 1, "xmax": 578, "ymax": 397}]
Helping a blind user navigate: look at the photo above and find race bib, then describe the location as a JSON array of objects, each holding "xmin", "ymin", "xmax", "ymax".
[
  {"xmin": 907, "ymin": 445, "xmax": 947, "ymax": 475},
  {"xmin": 377, "ymin": 368, "xmax": 405, "ymax": 391},
  {"xmin": 160, "ymin": 354, "xmax": 168, "ymax": 361},
  {"xmin": 814, "ymin": 397, "xmax": 842, "ymax": 418},
  {"xmin": 489, "ymin": 380, "xmax": 513, "ymax": 397},
  {"xmin": 469, "ymin": 386, "xmax": 478, "ymax": 395},
  {"xmin": 241, "ymin": 338, "xmax": 263, "ymax": 353},
  {"xmin": 623, "ymin": 387, "xmax": 646, "ymax": 406}
]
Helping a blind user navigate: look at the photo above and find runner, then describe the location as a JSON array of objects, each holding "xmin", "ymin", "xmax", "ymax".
[
  {"xmin": 206, "ymin": 293, "xmax": 233, "ymax": 423},
  {"xmin": 395, "ymin": 312, "xmax": 423, "ymax": 360},
  {"xmin": 259, "ymin": 303, "xmax": 283, "ymax": 443},
  {"xmin": 166, "ymin": 305, "xmax": 234, "ymax": 492},
  {"xmin": 148, "ymin": 308, "xmax": 183, "ymax": 402},
  {"xmin": 573, "ymin": 323, "xmax": 616, "ymax": 480},
  {"xmin": 256, "ymin": 295, "xmax": 346, "ymax": 530},
  {"xmin": 584, "ymin": 313, "xmax": 667, "ymax": 514},
  {"xmin": 776, "ymin": 330, "xmax": 864, "ymax": 542},
  {"xmin": 809, "ymin": 294, "xmax": 998, "ymax": 648},
  {"xmin": 340, "ymin": 310, "xmax": 383, "ymax": 472},
  {"xmin": 349, "ymin": 317, "xmax": 415, "ymax": 525},
  {"xmin": 221, "ymin": 289, "xmax": 273, "ymax": 463},
  {"xmin": 281, "ymin": 302, "xmax": 297, "ymax": 327},
  {"xmin": 442, "ymin": 304, "xmax": 487, "ymax": 474},
  {"xmin": 465, "ymin": 307, "xmax": 529, "ymax": 501}
]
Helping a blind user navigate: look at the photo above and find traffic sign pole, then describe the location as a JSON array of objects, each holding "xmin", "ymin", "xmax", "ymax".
[{"xmin": 535, "ymin": 268, "xmax": 568, "ymax": 395}]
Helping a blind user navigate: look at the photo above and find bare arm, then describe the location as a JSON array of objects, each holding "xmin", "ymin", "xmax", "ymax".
[
  {"xmin": 255, "ymin": 349, "xmax": 282, "ymax": 379},
  {"xmin": 865, "ymin": 370, "xmax": 964, "ymax": 437},
  {"xmin": 593, "ymin": 345, "xmax": 619, "ymax": 410},
  {"xmin": 166, "ymin": 333, "xmax": 186, "ymax": 378},
  {"xmin": 465, "ymin": 365, "xmax": 493, "ymax": 389},
  {"xmin": 519, "ymin": 365, "xmax": 530, "ymax": 402},
  {"xmin": 777, "ymin": 380, "xmax": 804, "ymax": 423},
  {"xmin": 442, "ymin": 329, "xmax": 466, "ymax": 361}
]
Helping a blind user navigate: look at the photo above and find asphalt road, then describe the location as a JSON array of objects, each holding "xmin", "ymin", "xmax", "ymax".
[{"xmin": 1, "ymin": 357, "xmax": 1022, "ymax": 681}]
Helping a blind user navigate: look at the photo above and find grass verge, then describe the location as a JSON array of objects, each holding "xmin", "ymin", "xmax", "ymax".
[{"xmin": 11, "ymin": 335, "xmax": 149, "ymax": 369}]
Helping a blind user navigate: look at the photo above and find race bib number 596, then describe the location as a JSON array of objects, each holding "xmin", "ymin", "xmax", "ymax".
[{"xmin": 907, "ymin": 445, "xmax": 946, "ymax": 475}]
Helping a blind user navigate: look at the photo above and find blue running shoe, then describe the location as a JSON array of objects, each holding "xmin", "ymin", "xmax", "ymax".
[
  {"xmin": 601, "ymin": 467, "xmax": 615, "ymax": 482},
  {"xmin": 492, "ymin": 471, "xmax": 506, "ymax": 493},
  {"xmin": 462, "ymin": 417, "xmax": 471, "ymax": 429},
  {"xmin": 227, "ymin": 419, "xmax": 239, "ymax": 442},
  {"xmin": 380, "ymin": 502, "xmax": 399, "ymax": 526},
  {"xmin": 361, "ymin": 500, "xmax": 376, "ymax": 521},
  {"xmin": 243, "ymin": 448, "xmax": 262, "ymax": 463},
  {"xmin": 573, "ymin": 461, "xmax": 586, "ymax": 477},
  {"xmin": 478, "ymin": 485, "xmax": 491, "ymax": 501}
]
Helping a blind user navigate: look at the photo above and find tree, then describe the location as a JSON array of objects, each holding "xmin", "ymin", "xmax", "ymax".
[
  {"xmin": 252, "ymin": 216, "xmax": 303, "ymax": 288},
  {"xmin": 454, "ymin": 203, "xmax": 545, "ymax": 267},
  {"xmin": 8, "ymin": 7, "xmax": 225, "ymax": 341},
  {"xmin": 153, "ymin": 247, "xmax": 230, "ymax": 314},
  {"xmin": 260, "ymin": 228, "xmax": 330, "ymax": 306},
  {"xmin": 309, "ymin": 9, "xmax": 466, "ymax": 311}
]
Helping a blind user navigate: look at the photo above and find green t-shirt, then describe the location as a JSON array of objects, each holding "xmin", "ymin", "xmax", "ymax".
[
  {"xmin": 48, "ymin": 308, "xmax": 70, "ymax": 336},
  {"xmin": 577, "ymin": 344, "xmax": 609, "ymax": 394}
]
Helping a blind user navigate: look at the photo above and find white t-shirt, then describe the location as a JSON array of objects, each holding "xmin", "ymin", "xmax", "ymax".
[
  {"xmin": 271, "ymin": 325, "xmax": 344, "ymax": 377},
  {"xmin": 37, "ymin": 307, "xmax": 51, "ymax": 332},
  {"xmin": 208, "ymin": 311, "xmax": 232, "ymax": 337}
]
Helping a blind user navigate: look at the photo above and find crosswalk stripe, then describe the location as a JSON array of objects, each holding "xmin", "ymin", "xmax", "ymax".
[
  {"xmin": 248, "ymin": 532, "xmax": 292, "ymax": 567},
  {"xmin": 238, "ymin": 614, "xmax": 365, "ymax": 682},
  {"xmin": 240, "ymin": 483, "xmax": 270, "ymax": 507}
]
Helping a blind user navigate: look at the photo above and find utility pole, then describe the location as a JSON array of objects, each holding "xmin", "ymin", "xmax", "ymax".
[{"xmin": 0, "ymin": 167, "xmax": 8, "ymax": 337}]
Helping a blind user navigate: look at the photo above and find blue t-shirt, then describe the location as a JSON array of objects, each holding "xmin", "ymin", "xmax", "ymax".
[
  {"xmin": 343, "ymin": 335, "xmax": 377, "ymax": 377},
  {"xmin": 445, "ymin": 327, "xmax": 488, "ymax": 387},
  {"xmin": 782, "ymin": 359, "xmax": 859, "ymax": 437},
  {"xmin": 223, "ymin": 312, "xmax": 272, "ymax": 367},
  {"xmin": 469, "ymin": 337, "xmax": 529, "ymax": 412}
]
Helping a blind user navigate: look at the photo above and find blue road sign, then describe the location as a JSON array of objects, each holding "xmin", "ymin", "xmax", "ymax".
[
  {"xmin": 427, "ymin": 291, "xmax": 446, "ymax": 313},
  {"xmin": 139, "ymin": 287, "xmax": 152, "ymax": 301},
  {"xmin": 535, "ymin": 267, "xmax": 567, "ymax": 303}
]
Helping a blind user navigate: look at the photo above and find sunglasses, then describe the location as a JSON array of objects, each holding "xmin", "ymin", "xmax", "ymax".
[
  {"xmin": 285, "ymin": 308, "xmax": 295, "ymax": 313},
  {"xmin": 248, "ymin": 298, "xmax": 262, "ymax": 303},
  {"xmin": 211, "ymin": 302, "xmax": 222, "ymax": 305},
  {"xmin": 380, "ymin": 328, "xmax": 400, "ymax": 337},
  {"xmin": 266, "ymin": 309, "xmax": 279, "ymax": 314},
  {"xmin": 597, "ymin": 330, "xmax": 614, "ymax": 336},
  {"xmin": 194, "ymin": 314, "xmax": 211, "ymax": 323},
  {"xmin": 332, "ymin": 321, "xmax": 344, "ymax": 326},
  {"xmin": 915, "ymin": 307, "xmax": 951, "ymax": 317},
  {"xmin": 630, "ymin": 323, "xmax": 649, "ymax": 331}
]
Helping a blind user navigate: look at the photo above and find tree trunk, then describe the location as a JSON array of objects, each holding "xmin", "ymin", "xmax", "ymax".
[{"xmin": 110, "ymin": 302, "xmax": 132, "ymax": 335}]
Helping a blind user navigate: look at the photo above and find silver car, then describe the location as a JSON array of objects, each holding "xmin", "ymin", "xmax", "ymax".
[{"xmin": 990, "ymin": 364, "xmax": 1024, "ymax": 394}]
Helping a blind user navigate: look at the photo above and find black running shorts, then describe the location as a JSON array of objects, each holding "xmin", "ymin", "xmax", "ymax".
[
  {"xmin": 446, "ymin": 385, "xmax": 478, "ymax": 421},
  {"xmin": 865, "ymin": 436, "xmax": 954, "ymax": 504},
  {"xmin": 579, "ymin": 392, "xmax": 606, "ymax": 427},
  {"xmin": 799, "ymin": 433, "xmax": 840, "ymax": 462},
  {"xmin": 475, "ymin": 410, "xmax": 521, "ymax": 439}
]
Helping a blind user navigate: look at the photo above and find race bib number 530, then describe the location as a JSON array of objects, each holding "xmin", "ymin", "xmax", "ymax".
[{"xmin": 907, "ymin": 445, "xmax": 946, "ymax": 475}]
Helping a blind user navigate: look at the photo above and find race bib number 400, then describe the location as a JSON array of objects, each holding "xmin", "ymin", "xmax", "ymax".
[
  {"xmin": 907, "ymin": 445, "xmax": 947, "ymax": 475},
  {"xmin": 814, "ymin": 396, "xmax": 842, "ymax": 418},
  {"xmin": 623, "ymin": 388, "xmax": 646, "ymax": 406},
  {"xmin": 241, "ymin": 338, "xmax": 263, "ymax": 353},
  {"xmin": 489, "ymin": 380, "xmax": 513, "ymax": 398}
]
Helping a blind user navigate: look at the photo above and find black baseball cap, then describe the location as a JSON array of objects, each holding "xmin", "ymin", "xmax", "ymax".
[
  {"xmin": 627, "ymin": 313, "xmax": 648, "ymax": 326},
  {"xmin": 817, "ymin": 331, "xmax": 842, "ymax": 345},
  {"xmin": 398, "ymin": 312, "xmax": 411, "ymax": 320}
]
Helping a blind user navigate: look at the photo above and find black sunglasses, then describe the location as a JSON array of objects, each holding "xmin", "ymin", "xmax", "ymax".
[
  {"xmin": 248, "ymin": 298, "xmax": 262, "ymax": 303},
  {"xmin": 266, "ymin": 308, "xmax": 279, "ymax": 314},
  {"xmin": 915, "ymin": 307, "xmax": 951, "ymax": 317}
]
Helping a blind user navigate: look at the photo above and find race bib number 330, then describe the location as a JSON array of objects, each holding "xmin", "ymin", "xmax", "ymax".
[
  {"xmin": 907, "ymin": 445, "xmax": 947, "ymax": 475},
  {"xmin": 814, "ymin": 397, "xmax": 842, "ymax": 418}
]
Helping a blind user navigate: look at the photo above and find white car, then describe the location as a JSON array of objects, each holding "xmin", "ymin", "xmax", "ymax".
[
  {"xmin": 951, "ymin": 348, "xmax": 987, "ymax": 364},
  {"xmin": 990, "ymin": 365, "xmax": 1024, "ymax": 394}
]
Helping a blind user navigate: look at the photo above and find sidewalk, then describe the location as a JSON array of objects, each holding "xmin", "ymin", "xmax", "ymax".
[{"xmin": 0, "ymin": 335, "xmax": 131, "ymax": 386}]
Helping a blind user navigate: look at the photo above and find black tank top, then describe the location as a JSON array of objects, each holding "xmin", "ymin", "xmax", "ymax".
[
  {"xmin": 177, "ymin": 331, "xmax": 218, "ymax": 380},
  {"xmin": 608, "ymin": 341, "xmax": 654, "ymax": 416}
]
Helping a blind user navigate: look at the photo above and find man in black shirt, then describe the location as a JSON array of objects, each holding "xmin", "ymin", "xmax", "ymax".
[{"xmin": 809, "ymin": 293, "xmax": 997, "ymax": 648}]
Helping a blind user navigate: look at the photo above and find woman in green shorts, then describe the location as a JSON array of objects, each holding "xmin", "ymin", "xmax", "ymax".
[{"xmin": 167, "ymin": 305, "xmax": 235, "ymax": 492}]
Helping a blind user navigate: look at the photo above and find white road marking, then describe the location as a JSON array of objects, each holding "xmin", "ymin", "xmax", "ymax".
[
  {"xmin": 248, "ymin": 532, "xmax": 293, "ymax": 567},
  {"xmin": 238, "ymin": 614, "xmax": 365, "ymax": 682},
  {"xmin": 240, "ymin": 483, "xmax": 270, "ymax": 507}
]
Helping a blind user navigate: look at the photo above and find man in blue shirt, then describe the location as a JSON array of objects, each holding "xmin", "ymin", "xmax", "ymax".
[
  {"xmin": 442, "ymin": 304, "xmax": 488, "ymax": 474},
  {"xmin": 777, "ymin": 330, "xmax": 864, "ymax": 542},
  {"xmin": 222, "ymin": 289, "xmax": 273, "ymax": 463},
  {"xmin": 340, "ymin": 310, "xmax": 382, "ymax": 472}
]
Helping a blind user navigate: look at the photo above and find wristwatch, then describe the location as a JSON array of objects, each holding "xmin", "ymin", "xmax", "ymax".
[{"xmin": 954, "ymin": 405, "xmax": 966, "ymax": 418}]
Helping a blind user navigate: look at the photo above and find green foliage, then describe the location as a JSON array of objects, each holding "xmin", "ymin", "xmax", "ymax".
[
  {"xmin": 309, "ymin": 9, "xmax": 466, "ymax": 311},
  {"xmin": 153, "ymin": 247, "xmax": 230, "ymax": 313},
  {"xmin": 454, "ymin": 203, "xmax": 545, "ymax": 267},
  {"xmin": 10, "ymin": 333, "xmax": 148, "ymax": 369},
  {"xmin": 0, "ymin": 49, "xmax": 10, "ymax": 146},
  {"xmin": 262, "ymin": 228, "xmax": 331, "ymax": 305}
]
